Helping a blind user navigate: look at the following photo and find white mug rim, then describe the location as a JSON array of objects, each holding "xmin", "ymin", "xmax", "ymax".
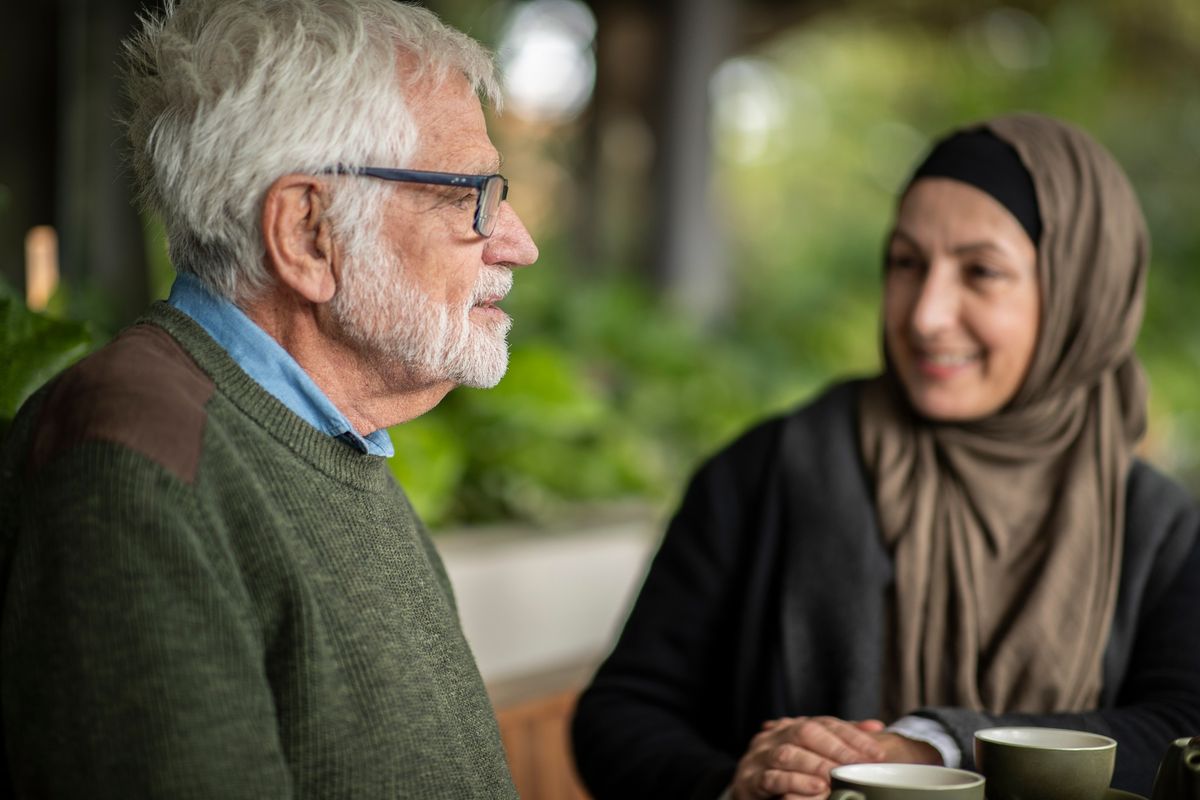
[
  {"xmin": 831, "ymin": 763, "xmax": 986, "ymax": 789},
  {"xmin": 974, "ymin": 726, "xmax": 1117, "ymax": 752}
]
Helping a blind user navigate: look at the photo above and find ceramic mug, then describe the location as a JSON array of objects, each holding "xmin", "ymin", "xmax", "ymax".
[
  {"xmin": 1151, "ymin": 736, "xmax": 1200, "ymax": 800},
  {"xmin": 974, "ymin": 727, "xmax": 1116, "ymax": 800},
  {"xmin": 829, "ymin": 763, "xmax": 986, "ymax": 799}
]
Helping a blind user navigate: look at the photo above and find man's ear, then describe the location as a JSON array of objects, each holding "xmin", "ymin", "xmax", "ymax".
[{"xmin": 261, "ymin": 174, "xmax": 338, "ymax": 304}]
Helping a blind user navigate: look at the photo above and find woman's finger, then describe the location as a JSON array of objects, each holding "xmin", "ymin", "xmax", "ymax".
[
  {"xmin": 760, "ymin": 766, "xmax": 829, "ymax": 797},
  {"xmin": 817, "ymin": 716, "xmax": 888, "ymax": 759},
  {"xmin": 768, "ymin": 743, "xmax": 838, "ymax": 777},
  {"xmin": 782, "ymin": 716, "xmax": 885, "ymax": 763}
]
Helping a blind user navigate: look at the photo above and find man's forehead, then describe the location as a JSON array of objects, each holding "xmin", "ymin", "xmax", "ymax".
[
  {"xmin": 402, "ymin": 72, "xmax": 501, "ymax": 173},
  {"xmin": 397, "ymin": 54, "xmax": 483, "ymax": 118},
  {"xmin": 423, "ymin": 134, "xmax": 501, "ymax": 174}
]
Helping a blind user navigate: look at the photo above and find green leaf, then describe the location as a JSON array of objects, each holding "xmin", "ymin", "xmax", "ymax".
[
  {"xmin": 0, "ymin": 286, "xmax": 94, "ymax": 430},
  {"xmin": 386, "ymin": 415, "xmax": 469, "ymax": 528},
  {"xmin": 471, "ymin": 343, "xmax": 607, "ymax": 434}
]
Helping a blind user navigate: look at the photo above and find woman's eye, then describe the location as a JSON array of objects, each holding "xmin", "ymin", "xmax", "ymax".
[
  {"xmin": 885, "ymin": 254, "xmax": 920, "ymax": 271},
  {"xmin": 966, "ymin": 263, "xmax": 1004, "ymax": 281}
]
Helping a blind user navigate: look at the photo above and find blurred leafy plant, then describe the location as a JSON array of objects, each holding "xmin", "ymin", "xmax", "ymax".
[{"xmin": 0, "ymin": 280, "xmax": 94, "ymax": 436}]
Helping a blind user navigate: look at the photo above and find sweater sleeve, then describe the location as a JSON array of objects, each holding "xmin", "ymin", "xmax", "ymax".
[
  {"xmin": 1, "ymin": 443, "xmax": 294, "ymax": 799},
  {"xmin": 916, "ymin": 495, "xmax": 1200, "ymax": 797},
  {"xmin": 571, "ymin": 421, "xmax": 783, "ymax": 800}
]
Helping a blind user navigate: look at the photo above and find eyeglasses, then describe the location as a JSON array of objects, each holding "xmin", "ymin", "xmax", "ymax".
[{"xmin": 323, "ymin": 165, "xmax": 509, "ymax": 238}]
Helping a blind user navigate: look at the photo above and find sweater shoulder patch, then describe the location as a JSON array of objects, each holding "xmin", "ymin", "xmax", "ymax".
[{"xmin": 28, "ymin": 324, "xmax": 216, "ymax": 484}]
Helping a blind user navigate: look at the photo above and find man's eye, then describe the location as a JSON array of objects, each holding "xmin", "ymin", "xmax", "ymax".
[
  {"xmin": 885, "ymin": 254, "xmax": 919, "ymax": 270},
  {"xmin": 452, "ymin": 192, "xmax": 474, "ymax": 209}
]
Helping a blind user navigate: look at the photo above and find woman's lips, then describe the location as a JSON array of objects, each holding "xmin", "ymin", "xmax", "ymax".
[{"xmin": 913, "ymin": 349, "xmax": 981, "ymax": 379}]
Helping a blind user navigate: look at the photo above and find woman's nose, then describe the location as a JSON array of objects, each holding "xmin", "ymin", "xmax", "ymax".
[{"xmin": 909, "ymin": 262, "xmax": 960, "ymax": 337}]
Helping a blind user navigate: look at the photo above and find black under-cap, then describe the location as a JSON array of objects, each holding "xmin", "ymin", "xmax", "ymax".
[{"xmin": 907, "ymin": 127, "xmax": 1042, "ymax": 244}]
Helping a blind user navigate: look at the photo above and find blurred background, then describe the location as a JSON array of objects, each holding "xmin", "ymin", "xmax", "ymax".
[{"xmin": 3, "ymin": 0, "xmax": 1199, "ymax": 530}]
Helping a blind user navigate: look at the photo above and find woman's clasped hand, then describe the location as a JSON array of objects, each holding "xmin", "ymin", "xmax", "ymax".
[{"xmin": 732, "ymin": 717, "xmax": 941, "ymax": 800}]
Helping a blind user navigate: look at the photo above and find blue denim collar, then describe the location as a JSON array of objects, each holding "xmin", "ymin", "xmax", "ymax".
[{"xmin": 166, "ymin": 273, "xmax": 394, "ymax": 457}]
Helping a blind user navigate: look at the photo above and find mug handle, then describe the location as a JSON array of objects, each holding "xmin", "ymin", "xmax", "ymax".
[
  {"xmin": 829, "ymin": 791, "xmax": 867, "ymax": 800},
  {"xmin": 1186, "ymin": 737, "xmax": 1200, "ymax": 772}
]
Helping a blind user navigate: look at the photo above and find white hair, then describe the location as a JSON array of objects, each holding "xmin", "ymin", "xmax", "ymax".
[{"xmin": 121, "ymin": 0, "xmax": 501, "ymax": 303}]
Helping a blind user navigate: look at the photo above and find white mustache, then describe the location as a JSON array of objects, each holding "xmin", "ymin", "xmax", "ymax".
[{"xmin": 470, "ymin": 268, "xmax": 513, "ymax": 306}]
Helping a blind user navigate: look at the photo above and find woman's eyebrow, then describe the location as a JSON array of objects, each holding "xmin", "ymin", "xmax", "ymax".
[
  {"xmin": 890, "ymin": 229, "xmax": 1017, "ymax": 258},
  {"xmin": 887, "ymin": 229, "xmax": 920, "ymax": 249},
  {"xmin": 950, "ymin": 240, "xmax": 1016, "ymax": 258}
]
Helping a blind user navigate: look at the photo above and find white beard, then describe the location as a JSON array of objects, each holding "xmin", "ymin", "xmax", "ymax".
[{"xmin": 330, "ymin": 236, "xmax": 514, "ymax": 389}]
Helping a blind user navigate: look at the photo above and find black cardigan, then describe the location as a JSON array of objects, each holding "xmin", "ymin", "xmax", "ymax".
[{"xmin": 571, "ymin": 381, "xmax": 1200, "ymax": 798}]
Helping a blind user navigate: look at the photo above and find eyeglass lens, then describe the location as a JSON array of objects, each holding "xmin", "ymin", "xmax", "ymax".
[{"xmin": 475, "ymin": 176, "xmax": 507, "ymax": 237}]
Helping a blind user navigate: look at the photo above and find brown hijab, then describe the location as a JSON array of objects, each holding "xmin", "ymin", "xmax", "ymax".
[{"xmin": 858, "ymin": 113, "xmax": 1149, "ymax": 717}]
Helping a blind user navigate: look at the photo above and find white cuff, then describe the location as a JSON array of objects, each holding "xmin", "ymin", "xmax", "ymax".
[{"xmin": 887, "ymin": 715, "xmax": 962, "ymax": 768}]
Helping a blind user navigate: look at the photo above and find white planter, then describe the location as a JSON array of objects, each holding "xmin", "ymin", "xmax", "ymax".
[{"xmin": 434, "ymin": 510, "xmax": 659, "ymax": 685}]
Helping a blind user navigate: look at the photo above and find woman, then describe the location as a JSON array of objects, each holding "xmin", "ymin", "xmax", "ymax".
[{"xmin": 571, "ymin": 113, "xmax": 1200, "ymax": 800}]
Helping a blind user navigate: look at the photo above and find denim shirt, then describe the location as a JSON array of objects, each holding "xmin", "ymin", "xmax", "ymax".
[{"xmin": 166, "ymin": 273, "xmax": 394, "ymax": 457}]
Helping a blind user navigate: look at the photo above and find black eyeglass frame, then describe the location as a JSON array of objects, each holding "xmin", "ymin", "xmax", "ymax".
[{"xmin": 323, "ymin": 165, "xmax": 509, "ymax": 237}]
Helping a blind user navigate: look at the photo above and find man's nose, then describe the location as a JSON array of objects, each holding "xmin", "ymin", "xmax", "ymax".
[{"xmin": 484, "ymin": 202, "xmax": 539, "ymax": 268}]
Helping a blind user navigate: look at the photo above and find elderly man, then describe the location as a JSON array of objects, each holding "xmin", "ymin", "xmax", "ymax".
[{"xmin": 0, "ymin": 1, "xmax": 536, "ymax": 797}]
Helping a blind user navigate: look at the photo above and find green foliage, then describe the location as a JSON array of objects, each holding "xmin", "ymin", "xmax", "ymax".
[
  {"xmin": 144, "ymin": 214, "xmax": 177, "ymax": 303},
  {"xmin": 0, "ymin": 281, "xmax": 94, "ymax": 436}
]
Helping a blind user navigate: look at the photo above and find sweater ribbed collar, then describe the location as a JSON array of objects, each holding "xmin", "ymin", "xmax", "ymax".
[{"xmin": 140, "ymin": 302, "xmax": 396, "ymax": 493}]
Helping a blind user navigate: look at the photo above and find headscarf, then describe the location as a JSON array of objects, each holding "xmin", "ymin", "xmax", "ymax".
[{"xmin": 858, "ymin": 113, "xmax": 1149, "ymax": 717}]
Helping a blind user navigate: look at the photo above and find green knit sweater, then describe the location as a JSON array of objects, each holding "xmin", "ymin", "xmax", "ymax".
[{"xmin": 0, "ymin": 303, "xmax": 517, "ymax": 799}]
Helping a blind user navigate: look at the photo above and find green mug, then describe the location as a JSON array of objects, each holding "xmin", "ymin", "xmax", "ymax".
[
  {"xmin": 829, "ymin": 763, "xmax": 986, "ymax": 799},
  {"xmin": 974, "ymin": 727, "xmax": 1116, "ymax": 800}
]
